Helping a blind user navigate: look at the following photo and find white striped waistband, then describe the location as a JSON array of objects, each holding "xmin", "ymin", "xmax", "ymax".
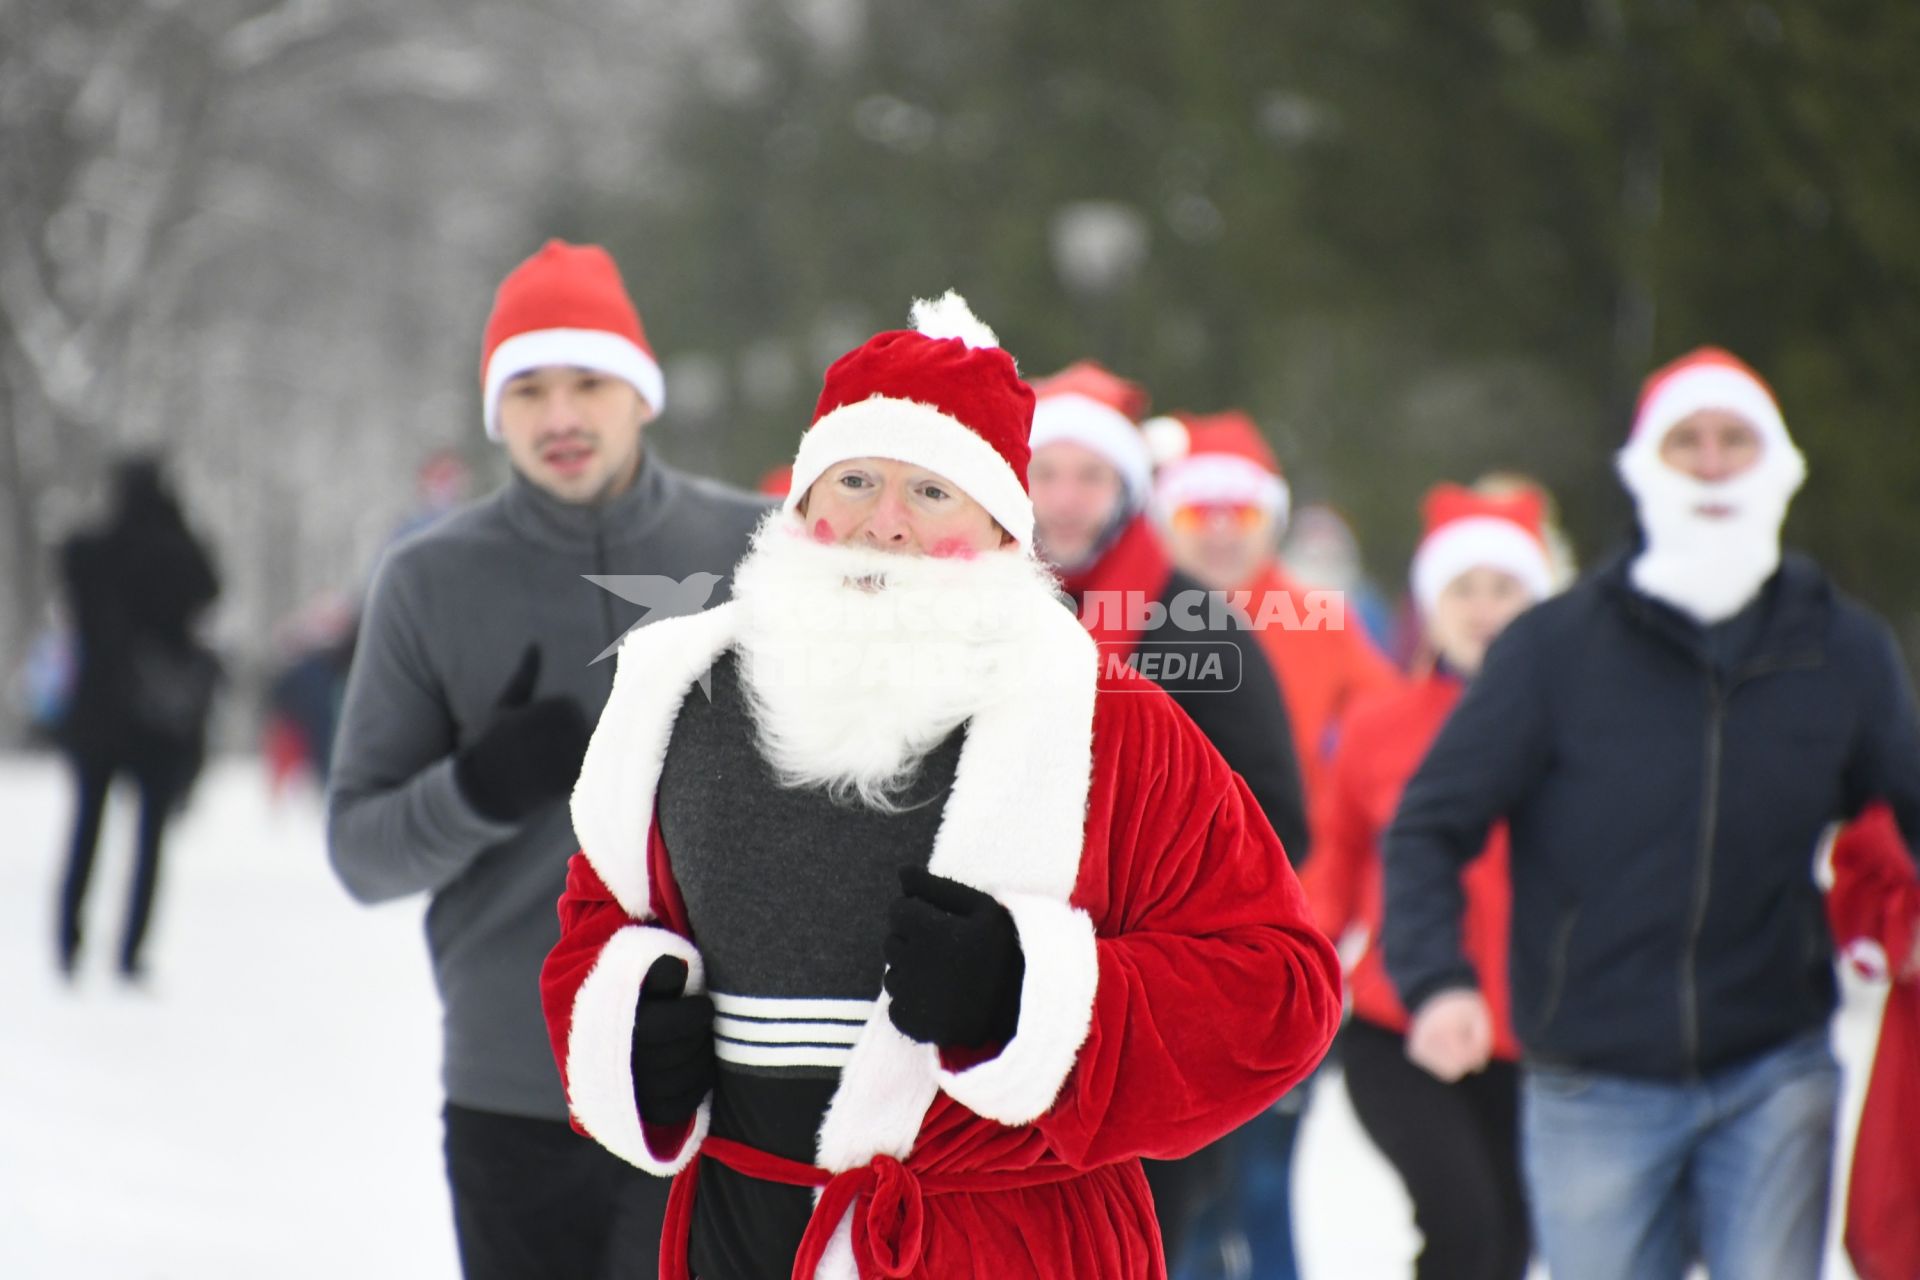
[{"xmin": 710, "ymin": 991, "xmax": 876, "ymax": 1070}]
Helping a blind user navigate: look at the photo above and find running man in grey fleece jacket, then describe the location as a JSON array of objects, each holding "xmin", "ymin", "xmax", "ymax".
[{"xmin": 326, "ymin": 239, "xmax": 766, "ymax": 1280}]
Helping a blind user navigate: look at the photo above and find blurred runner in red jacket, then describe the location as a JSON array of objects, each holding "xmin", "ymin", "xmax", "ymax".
[{"xmin": 1305, "ymin": 482, "xmax": 1554, "ymax": 1280}]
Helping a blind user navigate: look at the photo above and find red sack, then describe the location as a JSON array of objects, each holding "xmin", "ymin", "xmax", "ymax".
[
  {"xmin": 1830, "ymin": 805, "xmax": 1920, "ymax": 1280},
  {"xmin": 1830, "ymin": 805, "xmax": 1920, "ymax": 983},
  {"xmin": 1847, "ymin": 983, "xmax": 1920, "ymax": 1280}
]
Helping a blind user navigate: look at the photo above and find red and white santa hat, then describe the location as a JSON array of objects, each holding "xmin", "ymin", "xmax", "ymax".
[
  {"xmin": 479, "ymin": 239, "xmax": 665, "ymax": 441},
  {"xmin": 783, "ymin": 292, "xmax": 1037, "ymax": 546},
  {"xmin": 1410, "ymin": 483, "xmax": 1554, "ymax": 614},
  {"xmin": 1622, "ymin": 346, "xmax": 1792, "ymax": 464},
  {"xmin": 1026, "ymin": 361, "xmax": 1154, "ymax": 508},
  {"xmin": 1151, "ymin": 410, "xmax": 1292, "ymax": 530}
]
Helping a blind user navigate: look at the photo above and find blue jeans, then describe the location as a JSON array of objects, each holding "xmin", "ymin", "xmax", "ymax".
[
  {"xmin": 1521, "ymin": 1028, "xmax": 1839, "ymax": 1280},
  {"xmin": 1174, "ymin": 1086, "xmax": 1307, "ymax": 1280}
]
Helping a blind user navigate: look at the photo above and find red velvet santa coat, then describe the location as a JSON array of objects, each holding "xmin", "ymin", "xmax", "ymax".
[{"xmin": 541, "ymin": 596, "xmax": 1342, "ymax": 1280}]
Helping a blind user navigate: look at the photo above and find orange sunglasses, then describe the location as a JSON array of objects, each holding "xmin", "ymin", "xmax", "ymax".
[{"xmin": 1169, "ymin": 503, "xmax": 1268, "ymax": 534}]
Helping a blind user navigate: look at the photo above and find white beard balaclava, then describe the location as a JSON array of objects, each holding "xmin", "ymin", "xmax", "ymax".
[
  {"xmin": 731, "ymin": 512, "xmax": 1065, "ymax": 811},
  {"xmin": 1615, "ymin": 349, "xmax": 1807, "ymax": 624}
]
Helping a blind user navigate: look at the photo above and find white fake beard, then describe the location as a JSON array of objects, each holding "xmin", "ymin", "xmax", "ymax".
[
  {"xmin": 731, "ymin": 513, "xmax": 1066, "ymax": 811},
  {"xmin": 1616, "ymin": 441, "xmax": 1806, "ymax": 624}
]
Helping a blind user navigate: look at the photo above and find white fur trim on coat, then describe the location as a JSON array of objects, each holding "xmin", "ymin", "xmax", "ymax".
[
  {"xmin": 782, "ymin": 395, "xmax": 1036, "ymax": 548},
  {"xmin": 936, "ymin": 894, "xmax": 1100, "ymax": 1125},
  {"xmin": 564, "ymin": 925, "xmax": 710, "ymax": 1175},
  {"xmin": 571, "ymin": 602, "xmax": 742, "ymax": 919},
  {"xmin": 568, "ymin": 590, "xmax": 1103, "ymax": 1216}
]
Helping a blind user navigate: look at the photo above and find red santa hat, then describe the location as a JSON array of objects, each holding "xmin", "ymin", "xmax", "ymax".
[
  {"xmin": 1622, "ymin": 346, "xmax": 1792, "ymax": 463},
  {"xmin": 1151, "ymin": 411, "xmax": 1292, "ymax": 530},
  {"xmin": 1027, "ymin": 361, "xmax": 1154, "ymax": 507},
  {"xmin": 1410, "ymin": 483, "xmax": 1553, "ymax": 614},
  {"xmin": 479, "ymin": 239, "xmax": 665, "ymax": 441},
  {"xmin": 783, "ymin": 292, "xmax": 1037, "ymax": 546}
]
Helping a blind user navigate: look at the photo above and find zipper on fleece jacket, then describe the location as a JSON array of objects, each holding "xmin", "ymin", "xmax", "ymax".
[
  {"xmin": 1680, "ymin": 651, "xmax": 1824, "ymax": 1078},
  {"xmin": 1535, "ymin": 906, "xmax": 1580, "ymax": 1039},
  {"xmin": 592, "ymin": 516, "xmax": 619, "ymax": 690},
  {"xmin": 1681, "ymin": 677, "xmax": 1724, "ymax": 1080}
]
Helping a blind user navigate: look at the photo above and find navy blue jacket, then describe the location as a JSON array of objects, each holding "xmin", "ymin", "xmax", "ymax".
[{"xmin": 1383, "ymin": 552, "xmax": 1920, "ymax": 1080}]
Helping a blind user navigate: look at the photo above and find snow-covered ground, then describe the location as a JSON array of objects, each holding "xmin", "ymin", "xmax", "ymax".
[{"xmin": 2, "ymin": 756, "xmax": 1883, "ymax": 1278}]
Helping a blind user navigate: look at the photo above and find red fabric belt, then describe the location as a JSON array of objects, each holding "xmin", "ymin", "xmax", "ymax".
[{"xmin": 661, "ymin": 1134, "xmax": 1082, "ymax": 1280}]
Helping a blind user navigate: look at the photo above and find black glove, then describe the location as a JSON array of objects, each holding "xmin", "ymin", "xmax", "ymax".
[
  {"xmin": 630, "ymin": 956, "xmax": 716, "ymax": 1129},
  {"xmin": 884, "ymin": 867, "xmax": 1025, "ymax": 1050},
  {"xmin": 453, "ymin": 644, "xmax": 590, "ymax": 824}
]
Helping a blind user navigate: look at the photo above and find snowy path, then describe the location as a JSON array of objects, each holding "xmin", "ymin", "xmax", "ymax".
[{"xmin": 2, "ymin": 757, "xmax": 1879, "ymax": 1278}]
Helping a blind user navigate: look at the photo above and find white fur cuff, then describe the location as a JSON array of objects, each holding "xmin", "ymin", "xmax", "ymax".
[
  {"xmin": 565, "ymin": 925, "xmax": 710, "ymax": 1174},
  {"xmin": 936, "ymin": 894, "xmax": 1099, "ymax": 1125}
]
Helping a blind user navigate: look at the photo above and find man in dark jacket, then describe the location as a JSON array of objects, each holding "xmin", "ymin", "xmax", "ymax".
[
  {"xmin": 1024, "ymin": 360, "xmax": 1307, "ymax": 1271},
  {"xmin": 326, "ymin": 240, "xmax": 766, "ymax": 1279},
  {"xmin": 1025, "ymin": 361, "xmax": 1305, "ymax": 854},
  {"xmin": 55, "ymin": 455, "xmax": 221, "ymax": 981},
  {"xmin": 1384, "ymin": 348, "xmax": 1920, "ymax": 1280}
]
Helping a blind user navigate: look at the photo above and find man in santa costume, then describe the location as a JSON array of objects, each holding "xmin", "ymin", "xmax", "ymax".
[
  {"xmin": 1025, "ymin": 365, "xmax": 1306, "ymax": 858},
  {"xmin": 1152, "ymin": 410, "xmax": 1400, "ymax": 805},
  {"xmin": 1384, "ymin": 348, "xmax": 1920, "ymax": 1280},
  {"xmin": 1023, "ymin": 365, "xmax": 1309, "ymax": 1265},
  {"xmin": 541, "ymin": 294, "xmax": 1342, "ymax": 1280}
]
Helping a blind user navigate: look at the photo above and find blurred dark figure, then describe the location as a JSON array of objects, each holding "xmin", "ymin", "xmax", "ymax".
[
  {"xmin": 13, "ymin": 607, "xmax": 76, "ymax": 746},
  {"xmin": 390, "ymin": 447, "xmax": 476, "ymax": 544},
  {"xmin": 54, "ymin": 456, "xmax": 221, "ymax": 981},
  {"xmin": 263, "ymin": 591, "xmax": 358, "ymax": 796}
]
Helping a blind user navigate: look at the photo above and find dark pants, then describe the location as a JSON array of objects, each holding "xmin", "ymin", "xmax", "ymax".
[
  {"xmin": 443, "ymin": 1103, "xmax": 672, "ymax": 1280},
  {"xmin": 1340, "ymin": 1018, "xmax": 1530, "ymax": 1280},
  {"xmin": 58, "ymin": 755, "xmax": 187, "ymax": 976},
  {"xmin": 1158, "ymin": 1087, "xmax": 1308, "ymax": 1280},
  {"xmin": 1144, "ymin": 1142, "xmax": 1230, "ymax": 1270}
]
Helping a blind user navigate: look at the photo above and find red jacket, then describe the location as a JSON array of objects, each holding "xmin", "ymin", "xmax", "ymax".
[
  {"xmin": 1238, "ymin": 562, "xmax": 1400, "ymax": 800},
  {"xmin": 1061, "ymin": 513, "xmax": 1309, "ymax": 857},
  {"xmin": 541, "ymin": 599, "xmax": 1342, "ymax": 1280},
  {"xmin": 1304, "ymin": 669, "xmax": 1519, "ymax": 1059}
]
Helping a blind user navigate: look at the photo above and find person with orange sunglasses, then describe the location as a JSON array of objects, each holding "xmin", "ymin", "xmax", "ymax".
[{"xmin": 1153, "ymin": 412, "xmax": 1400, "ymax": 802}]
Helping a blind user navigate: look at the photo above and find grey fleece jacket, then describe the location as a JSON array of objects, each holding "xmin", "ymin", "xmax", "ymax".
[{"xmin": 327, "ymin": 453, "xmax": 768, "ymax": 1120}]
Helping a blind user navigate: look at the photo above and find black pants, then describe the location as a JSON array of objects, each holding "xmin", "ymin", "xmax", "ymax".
[
  {"xmin": 444, "ymin": 1103, "xmax": 672, "ymax": 1280},
  {"xmin": 1340, "ymin": 1018, "xmax": 1531, "ymax": 1280},
  {"xmin": 1143, "ymin": 1140, "xmax": 1230, "ymax": 1266},
  {"xmin": 57, "ymin": 755, "xmax": 186, "ymax": 975}
]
